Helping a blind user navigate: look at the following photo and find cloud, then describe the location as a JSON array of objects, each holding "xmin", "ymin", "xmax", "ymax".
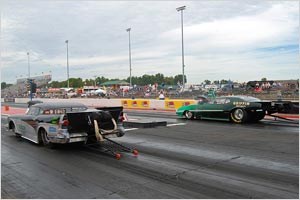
[
  {"xmin": 1, "ymin": 1, "xmax": 298, "ymax": 84},
  {"xmin": 161, "ymin": 3, "xmax": 298, "ymax": 52}
]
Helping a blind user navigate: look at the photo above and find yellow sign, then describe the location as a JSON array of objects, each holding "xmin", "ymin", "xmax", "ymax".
[
  {"xmin": 121, "ymin": 100, "xmax": 150, "ymax": 109},
  {"xmin": 165, "ymin": 100, "xmax": 196, "ymax": 110}
]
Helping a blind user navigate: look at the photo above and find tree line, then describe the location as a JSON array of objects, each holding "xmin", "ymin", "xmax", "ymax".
[
  {"xmin": 1, "ymin": 74, "xmax": 184, "ymax": 89},
  {"xmin": 44, "ymin": 73, "xmax": 187, "ymax": 88},
  {"xmin": 0, "ymin": 76, "xmax": 274, "ymax": 89}
]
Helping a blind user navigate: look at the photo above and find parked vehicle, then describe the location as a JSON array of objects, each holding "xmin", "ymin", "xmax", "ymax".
[
  {"xmin": 94, "ymin": 88, "xmax": 107, "ymax": 95},
  {"xmin": 7, "ymin": 101, "xmax": 125, "ymax": 146},
  {"xmin": 176, "ymin": 96, "xmax": 272, "ymax": 123}
]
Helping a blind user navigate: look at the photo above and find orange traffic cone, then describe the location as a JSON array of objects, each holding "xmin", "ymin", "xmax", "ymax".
[{"xmin": 4, "ymin": 105, "xmax": 9, "ymax": 111}]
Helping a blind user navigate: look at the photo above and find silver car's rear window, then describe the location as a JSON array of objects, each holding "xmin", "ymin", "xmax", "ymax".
[{"xmin": 27, "ymin": 107, "xmax": 41, "ymax": 115}]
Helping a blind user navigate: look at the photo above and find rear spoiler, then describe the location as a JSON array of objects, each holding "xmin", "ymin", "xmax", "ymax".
[
  {"xmin": 95, "ymin": 106, "xmax": 123, "ymax": 122},
  {"xmin": 27, "ymin": 100, "xmax": 43, "ymax": 107},
  {"xmin": 257, "ymin": 101, "xmax": 299, "ymax": 114},
  {"xmin": 270, "ymin": 101, "xmax": 299, "ymax": 114}
]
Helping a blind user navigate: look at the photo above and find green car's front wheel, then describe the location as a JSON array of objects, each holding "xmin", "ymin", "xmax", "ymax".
[
  {"xmin": 230, "ymin": 108, "xmax": 247, "ymax": 123},
  {"xmin": 184, "ymin": 111, "xmax": 194, "ymax": 120}
]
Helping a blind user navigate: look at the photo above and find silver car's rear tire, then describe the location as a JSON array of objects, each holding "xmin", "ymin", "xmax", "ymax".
[
  {"xmin": 40, "ymin": 129, "xmax": 56, "ymax": 148},
  {"xmin": 40, "ymin": 129, "xmax": 50, "ymax": 145}
]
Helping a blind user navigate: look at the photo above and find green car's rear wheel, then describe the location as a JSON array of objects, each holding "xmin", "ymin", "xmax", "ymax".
[
  {"xmin": 230, "ymin": 108, "xmax": 247, "ymax": 123},
  {"xmin": 184, "ymin": 111, "xmax": 194, "ymax": 120},
  {"xmin": 251, "ymin": 112, "xmax": 266, "ymax": 122}
]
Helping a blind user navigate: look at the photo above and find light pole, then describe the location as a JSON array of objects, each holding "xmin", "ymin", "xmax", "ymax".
[
  {"xmin": 126, "ymin": 28, "xmax": 132, "ymax": 88},
  {"xmin": 27, "ymin": 52, "xmax": 33, "ymax": 100},
  {"xmin": 176, "ymin": 6, "xmax": 186, "ymax": 89},
  {"xmin": 65, "ymin": 40, "xmax": 70, "ymax": 89},
  {"xmin": 94, "ymin": 75, "xmax": 97, "ymax": 88},
  {"xmin": 27, "ymin": 52, "xmax": 30, "ymax": 78}
]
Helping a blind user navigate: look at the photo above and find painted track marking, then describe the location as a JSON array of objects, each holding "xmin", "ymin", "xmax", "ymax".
[
  {"xmin": 167, "ymin": 123, "xmax": 186, "ymax": 127},
  {"xmin": 124, "ymin": 128, "xmax": 139, "ymax": 131}
]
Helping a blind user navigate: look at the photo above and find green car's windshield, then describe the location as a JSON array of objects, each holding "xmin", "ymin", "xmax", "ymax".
[{"xmin": 237, "ymin": 96, "xmax": 261, "ymax": 102}]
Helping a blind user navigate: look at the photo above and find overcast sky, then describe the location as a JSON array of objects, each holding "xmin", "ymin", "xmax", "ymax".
[{"xmin": 1, "ymin": 0, "xmax": 299, "ymax": 84}]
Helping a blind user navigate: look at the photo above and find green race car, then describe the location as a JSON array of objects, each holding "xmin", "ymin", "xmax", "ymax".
[{"xmin": 176, "ymin": 96, "xmax": 271, "ymax": 123}]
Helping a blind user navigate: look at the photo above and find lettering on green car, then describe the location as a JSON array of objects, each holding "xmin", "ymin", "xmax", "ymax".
[{"xmin": 233, "ymin": 101, "xmax": 250, "ymax": 107}]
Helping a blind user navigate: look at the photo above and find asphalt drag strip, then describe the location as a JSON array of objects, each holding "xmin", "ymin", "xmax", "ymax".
[{"xmin": 1, "ymin": 107, "xmax": 299, "ymax": 198}]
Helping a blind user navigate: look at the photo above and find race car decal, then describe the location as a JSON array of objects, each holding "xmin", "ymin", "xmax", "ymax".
[
  {"xmin": 233, "ymin": 102, "xmax": 250, "ymax": 106},
  {"xmin": 17, "ymin": 124, "xmax": 26, "ymax": 133},
  {"xmin": 49, "ymin": 126, "xmax": 57, "ymax": 132}
]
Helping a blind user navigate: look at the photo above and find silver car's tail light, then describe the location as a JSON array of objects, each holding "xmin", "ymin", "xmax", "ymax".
[
  {"xmin": 119, "ymin": 111, "xmax": 125, "ymax": 122},
  {"xmin": 62, "ymin": 120, "xmax": 70, "ymax": 126},
  {"xmin": 59, "ymin": 114, "xmax": 70, "ymax": 129}
]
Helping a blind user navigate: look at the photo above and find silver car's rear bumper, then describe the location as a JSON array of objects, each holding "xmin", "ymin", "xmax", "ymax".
[
  {"xmin": 50, "ymin": 128, "xmax": 124, "ymax": 144},
  {"xmin": 49, "ymin": 128, "xmax": 88, "ymax": 144}
]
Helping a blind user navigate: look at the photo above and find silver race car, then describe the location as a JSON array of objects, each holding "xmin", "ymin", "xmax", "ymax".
[{"xmin": 7, "ymin": 101, "xmax": 125, "ymax": 146}]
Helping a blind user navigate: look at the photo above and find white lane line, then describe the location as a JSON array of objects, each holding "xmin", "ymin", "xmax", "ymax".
[
  {"xmin": 125, "ymin": 128, "xmax": 139, "ymax": 131},
  {"xmin": 167, "ymin": 123, "xmax": 186, "ymax": 127},
  {"xmin": 125, "ymin": 123, "xmax": 186, "ymax": 131},
  {"xmin": 127, "ymin": 118, "xmax": 139, "ymax": 121}
]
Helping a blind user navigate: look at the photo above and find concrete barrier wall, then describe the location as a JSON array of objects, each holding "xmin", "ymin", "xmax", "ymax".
[
  {"xmin": 164, "ymin": 99, "xmax": 196, "ymax": 110},
  {"xmin": 12, "ymin": 98, "xmax": 167, "ymax": 110},
  {"xmin": 3, "ymin": 98, "xmax": 299, "ymax": 114}
]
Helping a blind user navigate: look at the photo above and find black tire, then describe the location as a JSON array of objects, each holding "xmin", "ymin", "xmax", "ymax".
[
  {"xmin": 230, "ymin": 108, "xmax": 247, "ymax": 123},
  {"xmin": 40, "ymin": 129, "xmax": 56, "ymax": 148},
  {"xmin": 184, "ymin": 111, "xmax": 194, "ymax": 120},
  {"xmin": 251, "ymin": 112, "xmax": 266, "ymax": 122},
  {"xmin": 9, "ymin": 122, "xmax": 21, "ymax": 137}
]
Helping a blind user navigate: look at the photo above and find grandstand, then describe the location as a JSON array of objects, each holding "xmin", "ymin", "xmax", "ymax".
[{"xmin": 1, "ymin": 74, "xmax": 52, "ymax": 98}]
